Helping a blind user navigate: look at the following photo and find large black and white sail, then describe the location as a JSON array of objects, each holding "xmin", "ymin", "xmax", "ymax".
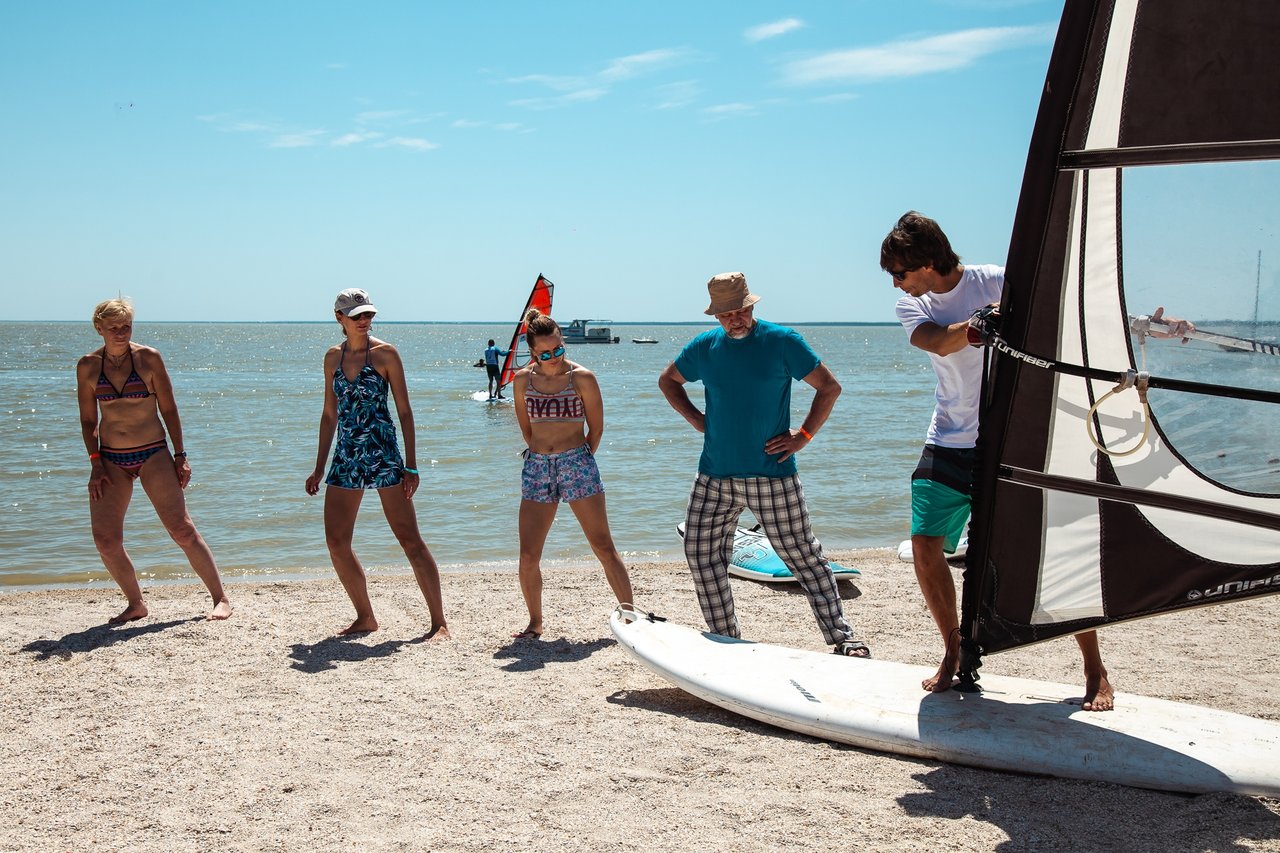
[{"xmin": 962, "ymin": 0, "xmax": 1280, "ymax": 668}]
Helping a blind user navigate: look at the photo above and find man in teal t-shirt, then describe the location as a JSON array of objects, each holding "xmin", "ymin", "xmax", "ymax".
[{"xmin": 659, "ymin": 272, "xmax": 869, "ymax": 656}]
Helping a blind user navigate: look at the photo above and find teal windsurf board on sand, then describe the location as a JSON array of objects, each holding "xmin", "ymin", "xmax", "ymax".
[{"xmin": 676, "ymin": 523, "xmax": 860, "ymax": 583}]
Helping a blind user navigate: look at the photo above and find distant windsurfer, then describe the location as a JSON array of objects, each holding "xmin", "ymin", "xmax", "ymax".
[
  {"xmin": 484, "ymin": 339, "xmax": 510, "ymax": 399},
  {"xmin": 881, "ymin": 212, "xmax": 1115, "ymax": 709},
  {"xmin": 659, "ymin": 273, "xmax": 870, "ymax": 657}
]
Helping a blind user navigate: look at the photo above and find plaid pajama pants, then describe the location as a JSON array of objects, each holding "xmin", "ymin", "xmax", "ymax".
[{"xmin": 683, "ymin": 473, "xmax": 854, "ymax": 646}]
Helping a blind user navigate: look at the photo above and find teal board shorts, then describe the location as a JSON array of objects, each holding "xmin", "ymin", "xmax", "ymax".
[{"xmin": 910, "ymin": 445, "xmax": 976, "ymax": 555}]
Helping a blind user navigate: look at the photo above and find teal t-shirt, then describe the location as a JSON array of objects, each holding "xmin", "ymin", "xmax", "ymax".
[{"xmin": 674, "ymin": 319, "xmax": 821, "ymax": 478}]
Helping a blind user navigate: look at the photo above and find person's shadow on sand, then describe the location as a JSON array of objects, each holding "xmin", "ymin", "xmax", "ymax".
[
  {"xmin": 897, "ymin": 767, "xmax": 1280, "ymax": 851},
  {"xmin": 493, "ymin": 636, "xmax": 615, "ymax": 673},
  {"xmin": 287, "ymin": 633, "xmax": 426, "ymax": 673},
  {"xmin": 21, "ymin": 618, "xmax": 196, "ymax": 660}
]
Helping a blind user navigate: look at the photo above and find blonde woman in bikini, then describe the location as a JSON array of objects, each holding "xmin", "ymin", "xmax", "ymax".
[
  {"xmin": 75, "ymin": 298, "xmax": 232, "ymax": 624},
  {"xmin": 511, "ymin": 309, "xmax": 633, "ymax": 639}
]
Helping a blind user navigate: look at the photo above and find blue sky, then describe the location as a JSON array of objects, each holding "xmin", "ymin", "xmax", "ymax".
[{"xmin": 3, "ymin": 1, "xmax": 1068, "ymax": 323}]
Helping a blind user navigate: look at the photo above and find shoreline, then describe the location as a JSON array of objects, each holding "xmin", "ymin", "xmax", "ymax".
[
  {"xmin": 0, "ymin": 546, "xmax": 903, "ymax": 593},
  {"xmin": 3, "ymin": 552, "xmax": 1278, "ymax": 851}
]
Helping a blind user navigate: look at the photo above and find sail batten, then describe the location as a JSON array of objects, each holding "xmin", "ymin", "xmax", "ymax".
[
  {"xmin": 1063, "ymin": 140, "xmax": 1280, "ymax": 169},
  {"xmin": 1000, "ymin": 467, "xmax": 1280, "ymax": 533}
]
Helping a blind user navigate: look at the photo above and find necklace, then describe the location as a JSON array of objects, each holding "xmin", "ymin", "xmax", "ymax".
[{"xmin": 104, "ymin": 347, "xmax": 130, "ymax": 366}]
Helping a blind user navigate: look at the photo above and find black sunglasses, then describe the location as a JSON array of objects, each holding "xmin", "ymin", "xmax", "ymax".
[
  {"xmin": 888, "ymin": 267, "xmax": 918, "ymax": 282},
  {"xmin": 536, "ymin": 344, "xmax": 566, "ymax": 362}
]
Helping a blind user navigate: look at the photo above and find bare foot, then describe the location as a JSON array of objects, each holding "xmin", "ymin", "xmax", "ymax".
[
  {"xmin": 108, "ymin": 602, "xmax": 148, "ymax": 624},
  {"xmin": 207, "ymin": 599, "xmax": 232, "ymax": 621},
  {"xmin": 922, "ymin": 655, "xmax": 957, "ymax": 692},
  {"xmin": 511, "ymin": 625, "xmax": 542, "ymax": 640},
  {"xmin": 1080, "ymin": 671, "xmax": 1115, "ymax": 712},
  {"xmin": 337, "ymin": 616, "xmax": 378, "ymax": 636},
  {"xmin": 425, "ymin": 624, "xmax": 451, "ymax": 642}
]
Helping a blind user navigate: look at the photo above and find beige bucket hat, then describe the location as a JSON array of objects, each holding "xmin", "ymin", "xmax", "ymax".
[{"xmin": 704, "ymin": 272, "xmax": 761, "ymax": 316}]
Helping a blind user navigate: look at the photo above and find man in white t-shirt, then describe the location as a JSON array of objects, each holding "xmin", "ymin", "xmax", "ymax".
[{"xmin": 883, "ymin": 211, "xmax": 1114, "ymax": 710}]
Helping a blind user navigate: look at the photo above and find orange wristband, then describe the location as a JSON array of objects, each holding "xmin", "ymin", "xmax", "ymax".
[{"xmin": 798, "ymin": 427, "xmax": 813, "ymax": 441}]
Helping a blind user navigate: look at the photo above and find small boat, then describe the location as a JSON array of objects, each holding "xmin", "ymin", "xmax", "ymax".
[
  {"xmin": 631, "ymin": 337, "xmax": 658, "ymax": 344},
  {"xmin": 562, "ymin": 319, "xmax": 619, "ymax": 344}
]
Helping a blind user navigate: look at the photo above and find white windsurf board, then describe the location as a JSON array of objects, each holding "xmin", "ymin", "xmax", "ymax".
[{"xmin": 610, "ymin": 606, "xmax": 1280, "ymax": 796}]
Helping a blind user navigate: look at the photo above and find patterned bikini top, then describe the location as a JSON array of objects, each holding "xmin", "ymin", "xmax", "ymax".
[
  {"xmin": 525, "ymin": 368, "xmax": 586, "ymax": 424},
  {"xmin": 96, "ymin": 348, "xmax": 151, "ymax": 401}
]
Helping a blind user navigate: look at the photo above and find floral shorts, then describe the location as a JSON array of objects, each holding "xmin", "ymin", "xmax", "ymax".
[{"xmin": 521, "ymin": 444, "xmax": 604, "ymax": 504}]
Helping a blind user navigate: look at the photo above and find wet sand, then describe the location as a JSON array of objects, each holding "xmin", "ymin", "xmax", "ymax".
[{"xmin": 2, "ymin": 552, "xmax": 1278, "ymax": 852}]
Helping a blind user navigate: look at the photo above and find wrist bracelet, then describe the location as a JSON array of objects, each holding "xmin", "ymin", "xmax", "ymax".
[
  {"xmin": 89, "ymin": 452, "xmax": 101, "ymax": 460},
  {"xmin": 798, "ymin": 427, "xmax": 814, "ymax": 441},
  {"xmin": 403, "ymin": 467, "xmax": 419, "ymax": 475},
  {"xmin": 174, "ymin": 451, "xmax": 188, "ymax": 459}
]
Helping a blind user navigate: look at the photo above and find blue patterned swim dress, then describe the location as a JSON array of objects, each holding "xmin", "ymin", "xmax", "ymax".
[{"xmin": 325, "ymin": 342, "xmax": 405, "ymax": 490}]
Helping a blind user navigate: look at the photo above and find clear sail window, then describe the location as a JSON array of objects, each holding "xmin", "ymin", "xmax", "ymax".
[{"xmin": 1121, "ymin": 160, "xmax": 1280, "ymax": 494}]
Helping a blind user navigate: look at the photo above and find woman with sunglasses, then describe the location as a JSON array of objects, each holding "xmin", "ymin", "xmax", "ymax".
[
  {"xmin": 511, "ymin": 308, "xmax": 633, "ymax": 639},
  {"xmin": 305, "ymin": 288, "xmax": 449, "ymax": 638}
]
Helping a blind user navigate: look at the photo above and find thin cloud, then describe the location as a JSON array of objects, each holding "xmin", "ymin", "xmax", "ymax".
[
  {"xmin": 745, "ymin": 18, "xmax": 804, "ymax": 43},
  {"xmin": 507, "ymin": 73, "xmax": 589, "ymax": 92},
  {"xmin": 812, "ymin": 93, "xmax": 859, "ymax": 103},
  {"xmin": 355, "ymin": 109, "xmax": 412, "ymax": 124},
  {"xmin": 599, "ymin": 48, "xmax": 688, "ymax": 82},
  {"xmin": 378, "ymin": 137, "xmax": 438, "ymax": 151},
  {"xmin": 453, "ymin": 119, "xmax": 528, "ymax": 133},
  {"xmin": 781, "ymin": 24, "xmax": 1055, "ymax": 85},
  {"xmin": 269, "ymin": 130, "xmax": 326, "ymax": 148},
  {"xmin": 653, "ymin": 80, "xmax": 700, "ymax": 110},
  {"xmin": 332, "ymin": 131, "xmax": 383, "ymax": 147},
  {"xmin": 510, "ymin": 88, "xmax": 608, "ymax": 110},
  {"xmin": 197, "ymin": 114, "xmax": 278, "ymax": 134},
  {"xmin": 703, "ymin": 102, "xmax": 757, "ymax": 118},
  {"xmin": 509, "ymin": 47, "xmax": 694, "ymax": 110}
]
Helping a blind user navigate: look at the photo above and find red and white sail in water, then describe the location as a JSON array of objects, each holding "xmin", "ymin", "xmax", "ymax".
[
  {"xmin": 960, "ymin": 0, "xmax": 1280, "ymax": 681},
  {"xmin": 499, "ymin": 274, "xmax": 554, "ymax": 391}
]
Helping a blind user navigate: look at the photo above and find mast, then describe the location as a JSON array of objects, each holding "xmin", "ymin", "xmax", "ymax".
[{"xmin": 1255, "ymin": 250, "xmax": 1262, "ymax": 338}]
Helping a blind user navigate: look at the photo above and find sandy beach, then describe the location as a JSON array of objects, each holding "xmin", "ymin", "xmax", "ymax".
[{"xmin": 2, "ymin": 551, "xmax": 1278, "ymax": 852}]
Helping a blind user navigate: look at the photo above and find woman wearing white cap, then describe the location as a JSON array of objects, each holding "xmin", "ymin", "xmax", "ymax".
[{"xmin": 305, "ymin": 289, "xmax": 449, "ymax": 638}]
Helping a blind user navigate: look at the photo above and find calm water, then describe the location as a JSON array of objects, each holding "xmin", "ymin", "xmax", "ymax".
[{"xmin": 0, "ymin": 322, "xmax": 935, "ymax": 588}]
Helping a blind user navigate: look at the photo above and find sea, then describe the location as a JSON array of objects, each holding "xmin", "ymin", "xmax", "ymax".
[
  {"xmin": 1, "ymin": 321, "xmax": 938, "ymax": 590},
  {"xmin": 3, "ymin": 320, "xmax": 1276, "ymax": 591}
]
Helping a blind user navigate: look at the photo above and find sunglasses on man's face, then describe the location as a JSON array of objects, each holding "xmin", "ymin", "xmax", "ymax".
[
  {"xmin": 888, "ymin": 267, "xmax": 919, "ymax": 282},
  {"xmin": 536, "ymin": 344, "xmax": 566, "ymax": 361}
]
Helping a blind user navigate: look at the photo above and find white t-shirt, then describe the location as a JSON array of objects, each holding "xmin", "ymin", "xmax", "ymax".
[{"xmin": 895, "ymin": 264, "xmax": 1005, "ymax": 448}]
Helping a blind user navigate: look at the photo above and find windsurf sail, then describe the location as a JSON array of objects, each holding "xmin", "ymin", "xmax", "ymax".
[
  {"xmin": 499, "ymin": 274, "xmax": 554, "ymax": 391},
  {"xmin": 960, "ymin": 0, "xmax": 1280, "ymax": 686}
]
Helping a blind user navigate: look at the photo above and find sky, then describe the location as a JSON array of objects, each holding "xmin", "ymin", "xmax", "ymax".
[{"xmin": 4, "ymin": 1, "xmax": 1076, "ymax": 322}]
